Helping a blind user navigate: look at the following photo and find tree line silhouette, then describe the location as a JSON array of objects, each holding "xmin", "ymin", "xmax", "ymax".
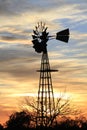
[
  {"xmin": 0, "ymin": 110, "xmax": 87, "ymax": 130},
  {"xmin": 0, "ymin": 95, "xmax": 86, "ymax": 129}
]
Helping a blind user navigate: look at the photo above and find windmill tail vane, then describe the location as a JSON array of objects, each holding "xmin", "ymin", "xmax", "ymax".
[
  {"xmin": 56, "ymin": 28, "xmax": 69, "ymax": 43},
  {"xmin": 47, "ymin": 28, "xmax": 69, "ymax": 43},
  {"xmin": 31, "ymin": 22, "xmax": 70, "ymax": 127}
]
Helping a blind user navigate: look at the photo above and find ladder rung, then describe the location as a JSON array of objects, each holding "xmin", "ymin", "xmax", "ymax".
[
  {"xmin": 40, "ymin": 84, "xmax": 51, "ymax": 85},
  {"xmin": 38, "ymin": 91, "xmax": 53, "ymax": 93},
  {"xmin": 41, "ymin": 77, "xmax": 51, "ymax": 78}
]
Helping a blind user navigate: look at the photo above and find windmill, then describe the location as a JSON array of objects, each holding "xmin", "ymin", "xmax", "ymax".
[{"xmin": 32, "ymin": 22, "xmax": 69, "ymax": 127}]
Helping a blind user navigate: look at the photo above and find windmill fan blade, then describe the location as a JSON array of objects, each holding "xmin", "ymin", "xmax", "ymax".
[
  {"xmin": 33, "ymin": 30, "xmax": 38, "ymax": 35},
  {"xmin": 32, "ymin": 35, "xmax": 38, "ymax": 39},
  {"xmin": 56, "ymin": 28, "xmax": 69, "ymax": 43}
]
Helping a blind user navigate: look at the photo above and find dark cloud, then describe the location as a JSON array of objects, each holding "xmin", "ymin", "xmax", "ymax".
[
  {"xmin": 0, "ymin": 25, "xmax": 32, "ymax": 43},
  {"xmin": 0, "ymin": 44, "xmax": 39, "ymax": 61},
  {"xmin": 0, "ymin": 36, "xmax": 19, "ymax": 41},
  {"xmin": 4, "ymin": 65, "xmax": 39, "ymax": 81},
  {"xmin": 0, "ymin": 45, "xmax": 41, "ymax": 81},
  {"xmin": 0, "ymin": 0, "xmax": 11, "ymax": 15},
  {"xmin": 0, "ymin": 0, "xmax": 20, "ymax": 15},
  {"xmin": 0, "ymin": 0, "xmax": 38, "ymax": 16},
  {"xmin": 0, "ymin": 35, "xmax": 28, "ymax": 42},
  {"xmin": 1, "ymin": 0, "xmax": 86, "ymax": 16}
]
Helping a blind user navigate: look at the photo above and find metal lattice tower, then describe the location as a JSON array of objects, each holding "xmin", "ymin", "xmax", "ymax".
[
  {"xmin": 32, "ymin": 22, "xmax": 69, "ymax": 127},
  {"xmin": 36, "ymin": 51, "xmax": 56, "ymax": 127}
]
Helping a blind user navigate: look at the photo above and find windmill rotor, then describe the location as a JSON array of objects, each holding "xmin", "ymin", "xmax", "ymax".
[
  {"xmin": 32, "ymin": 22, "xmax": 49, "ymax": 53},
  {"xmin": 32, "ymin": 22, "xmax": 70, "ymax": 53}
]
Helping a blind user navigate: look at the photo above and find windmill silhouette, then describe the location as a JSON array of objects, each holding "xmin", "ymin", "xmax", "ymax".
[{"xmin": 32, "ymin": 22, "xmax": 69, "ymax": 127}]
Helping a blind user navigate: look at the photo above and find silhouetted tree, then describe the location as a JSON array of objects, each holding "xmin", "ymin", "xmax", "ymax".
[
  {"xmin": 4, "ymin": 111, "xmax": 87, "ymax": 130},
  {"xmin": 0, "ymin": 124, "xmax": 3, "ymax": 130},
  {"xmin": 20, "ymin": 94, "xmax": 80, "ymax": 127},
  {"xmin": 5, "ymin": 111, "xmax": 31, "ymax": 129},
  {"xmin": 20, "ymin": 97, "xmax": 37, "ymax": 125},
  {"xmin": 54, "ymin": 116, "xmax": 87, "ymax": 130},
  {"xmin": 49, "ymin": 95, "xmax": 80, "ymax": 126}
]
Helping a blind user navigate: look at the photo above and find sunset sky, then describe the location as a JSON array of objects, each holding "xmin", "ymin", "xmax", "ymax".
[{"xmin": 0, "ymin": 0, "xmax": 87, "ymax": 125}]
